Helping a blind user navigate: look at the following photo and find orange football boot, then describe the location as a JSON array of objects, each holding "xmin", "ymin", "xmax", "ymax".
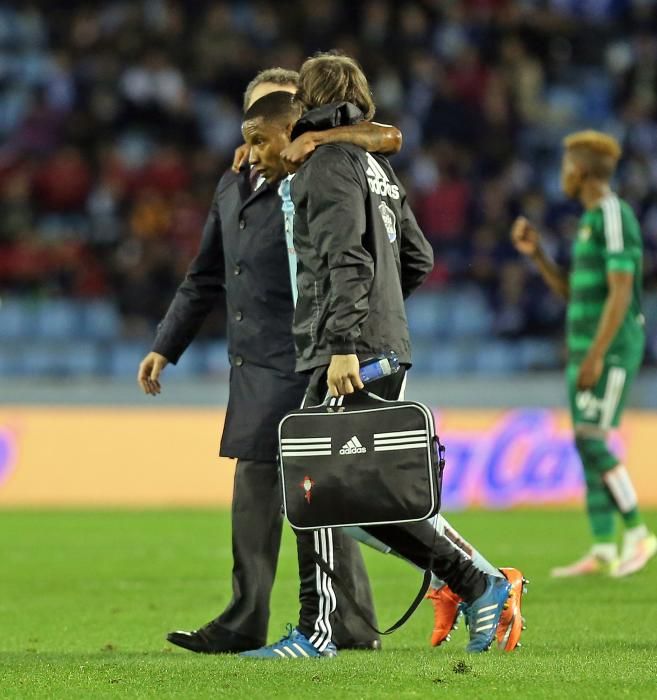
[
  {"xmin": 426, "ymin": 585, "xmax": 462, "ymax": 647},
  {"xmin": 496, "ymin": 567, "xmax": 527, "ymax": 651}
]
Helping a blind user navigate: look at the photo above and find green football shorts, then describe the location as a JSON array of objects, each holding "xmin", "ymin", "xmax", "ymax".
[{"xmin": 567, "ymin": 356, "xmax": 642, "ymax": 430}]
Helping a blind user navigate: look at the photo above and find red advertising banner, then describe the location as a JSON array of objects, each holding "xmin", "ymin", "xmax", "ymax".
[{"xmin": 0, "ymin": 407, "xmax": 655, "ymax": 508}]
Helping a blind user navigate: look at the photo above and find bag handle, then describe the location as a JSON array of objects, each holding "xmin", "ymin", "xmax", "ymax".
[
  {"xmin": 311, "ymin": 550, "xmax": 432, "ymax": 636},
  {"xmin": 318, "ymin": 389, "xmax": 388, "ymax": 408}
]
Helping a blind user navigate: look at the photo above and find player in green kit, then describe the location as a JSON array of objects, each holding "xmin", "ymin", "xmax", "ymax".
[{"xmin": 512, "ymin": 130, "xmax": 656, "ymax": 578}]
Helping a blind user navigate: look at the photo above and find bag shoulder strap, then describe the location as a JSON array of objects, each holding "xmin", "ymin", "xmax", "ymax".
[{"xmin": 311, "ymin": 550, "xmax": 432, "ymax": 636}]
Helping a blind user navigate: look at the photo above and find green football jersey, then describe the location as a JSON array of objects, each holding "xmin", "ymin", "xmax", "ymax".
[{"xmin": 567, "ymin": 193, "xmax": 645, "ymax": 365}]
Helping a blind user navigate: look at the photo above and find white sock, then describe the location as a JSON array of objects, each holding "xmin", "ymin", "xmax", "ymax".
[
  {"xmin": 591, "ymin": 543, "xmax": 618, "ymax": 561},
  {"xmin": 603, "ymin": 464, "xmax": 638, "ymax": 513},
  {"xmin": 624, "ymin": 524, "xmax": 648, "ymax": 543},
  {"xmin": 431, "ymin": 574, "xmax": 444, "ymax": 589},
  {"xmin": 439, "ymin": 515, "xmax": 503, "ymax": 578}
]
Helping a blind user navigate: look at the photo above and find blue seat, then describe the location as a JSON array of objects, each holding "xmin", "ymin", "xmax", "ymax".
[
  {"xmin": 518, "ymin": 338, "xmax": 561, "ymax": 371},
  {"xmin": 0, "ymin": 341, "xmax": 21, "ymax": 375},
  {"xmin": 35, "ymin": 300, "xmax": 81, "ymax": 340},
  {"xmin": 60, "ymin": 342, "xmax": 100, "ymax": 376},
  {"xmin": 16, "ymin": 341, "xmax": 97, "ymax": 377},
  {"xmin": 21, "ymin": 343, "xmax": 61, "ymax": 376},
  {"xmin": 473, "ymin": 341, "xmax": 517, "ymax": 374},
  {"xmin": 0, "ymin": 298, "xmax": 36, "ymax": 339},
  {"xmin": 407, "ymin": 342, "xmax": 434, "ymax": 373},
  {"xmin": 406, "ymin": 293, "xmax": 451, "ymax": 340},
  {"xmin": 446, "ymin": 287, "xmax": 493, "ymax": 338},
  {"xmin": 169, "ymin": 345, "xmax": 206, "ymax": 377},
  {"xmin": 428, "ymin": 343, "xmax": 470, "ymax": 375},
  {"xmin": 205, "ymin": 340, "xmax": 230, "ymax": 374},
  {"xmin": 80, "ymin": 301, "xmax": 121, "ymax": 340},
  {"xmin": 109, "ymin": 342, "xmax": 151, "ymax": 378},
  {"xmin": 641, "ymin": 290, "xmax": 657, "ymax": 330},
  {"xmin": 578, "ymin": 70, "xmax": 612, "ymax": 124}
]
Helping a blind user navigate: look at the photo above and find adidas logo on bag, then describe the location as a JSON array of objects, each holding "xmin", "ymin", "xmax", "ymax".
[{"xmin": 339, "ymin": 436, "xmax": 367, "ymax": 455}]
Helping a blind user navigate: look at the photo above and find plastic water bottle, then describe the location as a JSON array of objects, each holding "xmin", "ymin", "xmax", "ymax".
[{"xmin": 359, "ymin": 351, "xmax": 400, "ymax": 384}]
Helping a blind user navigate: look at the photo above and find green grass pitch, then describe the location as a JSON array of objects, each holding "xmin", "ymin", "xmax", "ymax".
[{"xmin": 1, "ymin": 509, "xmax": 656, "ymax": 699}]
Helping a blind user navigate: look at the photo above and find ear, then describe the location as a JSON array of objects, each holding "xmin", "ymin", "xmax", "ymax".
[
  {"xmin": 572, "ymin": 158, "xmax": 588, "ymax": 180},
  {"xmin": 284, "ymin": 120, "xmax": 295, "ymax": 139}
]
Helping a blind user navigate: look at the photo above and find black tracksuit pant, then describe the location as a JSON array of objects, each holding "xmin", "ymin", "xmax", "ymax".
[
  {"xmin": 295, "ymin": 368, "xmax": 487, "ymax": 651},
  {"xmin": 215, "ymin": 458, "xmax": 379, "ymax": 647}
]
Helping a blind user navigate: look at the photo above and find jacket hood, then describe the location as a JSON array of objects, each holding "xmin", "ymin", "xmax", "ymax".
[{"xmin": 291, "ymin": 102, "xmax": 364, "ymax": 139}]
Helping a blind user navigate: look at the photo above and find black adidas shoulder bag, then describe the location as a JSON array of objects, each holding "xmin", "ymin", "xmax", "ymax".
[{"xmin": 278, "ymin": 391, "xmax": 445, "ymax": 530}]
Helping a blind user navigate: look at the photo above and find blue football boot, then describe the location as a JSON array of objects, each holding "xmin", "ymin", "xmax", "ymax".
[
  {"xmin": 462, "ymin": 575, "xmax": 512, "ymax": 653},
  {"xmin": 240, "ymin": 624, "xmax": 337, "ymax": 660}
]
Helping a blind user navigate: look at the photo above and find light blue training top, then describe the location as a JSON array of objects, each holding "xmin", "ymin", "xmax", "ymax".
[{"xmin": 278, "ymin": 174, "xmax": 298, "ymax": 306}]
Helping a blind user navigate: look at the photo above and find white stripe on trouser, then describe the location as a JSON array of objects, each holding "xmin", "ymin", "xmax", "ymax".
[
  {"xmin": 603, "ymin": 464, "xmax": 638, "ymax": 513},
  {"xmin": 599, "ymin": 367, "xmax": 626, "ymax": 430},
  {"xmin": 309, "ymin": 527, "xmax": 336, "ymax": 651},
  {"xmin": 310, "ymin": 530, "xmax": 329, "ymax": 647}
]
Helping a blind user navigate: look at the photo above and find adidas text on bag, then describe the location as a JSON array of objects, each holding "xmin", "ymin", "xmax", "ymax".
[{"xmin": 339, "ymin": 436, "xmax": 367, "ymax": 455}]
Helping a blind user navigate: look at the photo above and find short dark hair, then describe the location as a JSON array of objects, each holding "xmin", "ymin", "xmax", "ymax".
[
  {"xmin": 243, "ymin": 90, "xmax": 303, "ymax": 125},
  {"xmin": 242, "ymin": 68, "xmax": 299, "ymax": 112},
  {"xmin": 296, "ymin": 52, "xmax": 375, "ymax": 120}
]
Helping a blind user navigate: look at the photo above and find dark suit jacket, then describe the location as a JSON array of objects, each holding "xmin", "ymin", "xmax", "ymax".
[{"xmin": 153, "ymin": 168, "xmax": 308, "ymax": 461}]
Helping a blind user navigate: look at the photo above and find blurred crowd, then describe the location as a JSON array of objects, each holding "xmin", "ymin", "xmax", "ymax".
[{"xmin": 1, "ymin": 0, "xmax": 657, "ymax": 365}]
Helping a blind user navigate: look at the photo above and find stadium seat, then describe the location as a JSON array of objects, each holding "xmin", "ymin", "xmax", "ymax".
[
  {"xmin": 0, "ymin": 341, "xmax": 21, "ymax": 375},
  {"xmin": 473, "ymin": 341, "xmax": 517, "ymax": 374},
  {"xmin": 80, "ymin": 301, "xmax": 121, "ymax": 340},
  {"xmin": 428, "ymin": 343, "xmax": 471, "ymax": 375},
  {"xmin": 578, "ymin": 69, "xmax": 612, "ymax": 124},
  {"xmin": 108, "ymin": 342, "xmax": 152, "ymax": 378},
  {"xmin": 34, "ymin": 300, "xmax": 81, "ymax": 340},
  {"xmin": 446, "ymin": 286, "xmax": 493, "ymax": 338},
  {"xmin": 205, "ymin": 341, "xmax": 230, "ymax": 374},
  {"xmin": 0, "ymin": 298, "xmax": 36, "ymax": 339},
  {"xmin": 168, "ymin": 345, "xmax": 207, "ymax": 377},
  {"xmin": 406, "ymin": 292, "xmax": 452, "ymax": 340},
  {"xmin": 407, "ymin": 342, "xmax": 433, "ymax": 373},
  {"xmin": 641, "ymin": 290, "xmax": 657, "ymax": 329},
  {"xmin": 16, "ymin": 341, "xmax": 98, "ymax": 377},
  {"xmin": 518, "ymin": 338, "xmax": 562, "ymax": 371},
  {"xmin": 61, "ymin": 342, "xmax": 100, "ymax": 376}
]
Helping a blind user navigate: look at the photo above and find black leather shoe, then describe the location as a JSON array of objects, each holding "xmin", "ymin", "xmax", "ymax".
[
  {"xmin": 336, "ymin": 639, "xmax": 382, "ymax": 651},
  {"xmin": 166, "ymin": 619, "xmax": 261, "ymax": 654}
]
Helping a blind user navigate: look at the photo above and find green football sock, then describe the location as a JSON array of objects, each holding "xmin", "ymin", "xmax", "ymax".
[{"xmin": 576, "ymin": 436, "xmax": 619, "ymax": 543}]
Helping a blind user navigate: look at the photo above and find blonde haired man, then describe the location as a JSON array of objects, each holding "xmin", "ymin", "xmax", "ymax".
[{"xmin": 512, "ymin": 130, "xmax": 656, "ymax": 577}]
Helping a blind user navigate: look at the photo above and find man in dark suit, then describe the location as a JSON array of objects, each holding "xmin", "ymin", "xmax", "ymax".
[{"xmin": 137, "ymin": 68, "xmax": 402, "ymax": 653}]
